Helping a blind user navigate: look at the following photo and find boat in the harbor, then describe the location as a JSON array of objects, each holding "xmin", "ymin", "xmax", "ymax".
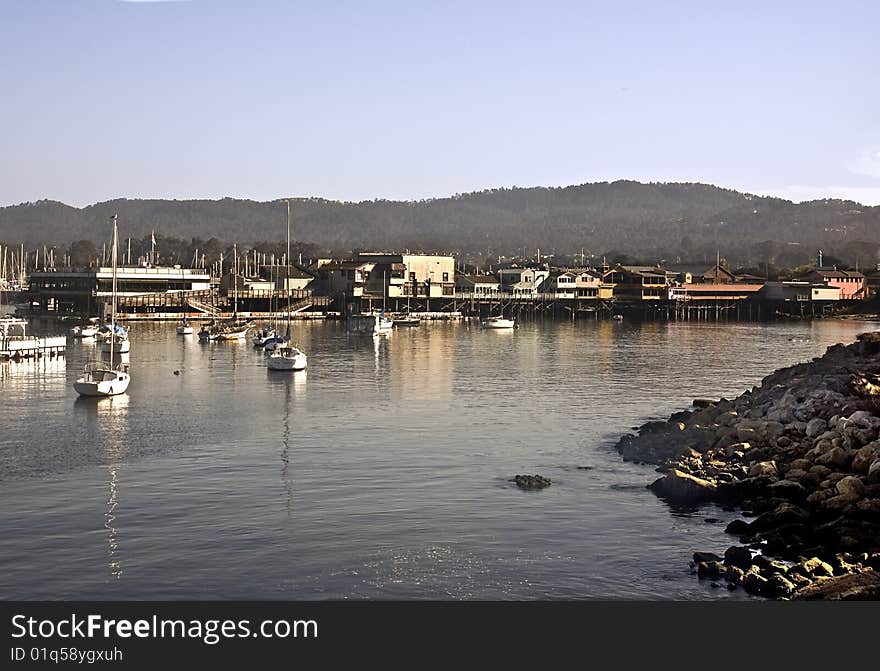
[
  {"xmin": 253, "ymin": 326, "xmax": 278, "ymax": 347},
  {"xmin": 197, "ymin": 318, "xmax": 253, "ymax": 342},
  {"xmin": 200, "ymin": 243, "xmax": 253, "ymax": 341},
  {"xmin": 71, "ymin": 321, "xmax": 99, "ymax": 338},
  {"xmin": 393, "ymin": 290, "xmax": 420, "ymax": 327},
  {"xmin": 74, "ymin": 215, "xmax": 130, "ymax": 397},
  {"xmin": 99, "ymin": 323, "xmax": 131, "ymax": 353},
  {"xmin": 265, "ymin": 201, "xmax": 308, "ymax": 372},
  {"xmin": 176, "ymin": 317, "xmax": 194, "ymax": 335},
  {"xmin": 611, "ymin": 314, "xmax": 624, "ymax": 322},
  {"xmin": 1, "ymin": 315, "xmax": 67, "ymax": 360},
  {"xmin": 348, "ymin": 311, "xmax": 393, "ymax": 335},
  {"xmin": 481, "ymin": 316, "xmax": 515, "ymax": 329},
  {"xmin": 266, "ymin": 344, "xmax": 307, "ymax": 371}
]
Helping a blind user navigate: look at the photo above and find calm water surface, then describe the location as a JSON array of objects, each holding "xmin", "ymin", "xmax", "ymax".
[{"xmin": 1, "ymin": 315, "xmax": 877, "ymax": 599}]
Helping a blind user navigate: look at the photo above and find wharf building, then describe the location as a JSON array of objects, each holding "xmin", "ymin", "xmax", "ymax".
[{"xmin": 27, "ymin": 265, "xmax": 211, "ymax": 315}]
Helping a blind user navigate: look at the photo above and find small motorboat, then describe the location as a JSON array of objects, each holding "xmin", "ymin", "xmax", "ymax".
[
  {"xmin": 481, "ymin": 316, "xmax": 515, "ymax": 329},
  {"xmin": 176, "ymin": 317, "xmax": 194, "ymax": 335},
  {"xmin": 392, "ymin": 316, "xmax": 421, "ymax": 327},
  {"xmin": 71, "ymin": 324, "xmax": 99, "ymax": 338},
  {"xmin": 611, "ymin": 314, "xmax": 624, "ymax": 322}
]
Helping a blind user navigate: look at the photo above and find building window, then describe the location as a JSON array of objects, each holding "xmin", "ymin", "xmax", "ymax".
[
  {"xmin": 409, "ymin": 272, "xmax": 416, "ymax": 281},
  {"xmin": 442, "ymin": 272, "xmax": 449, "ymax": 282}
]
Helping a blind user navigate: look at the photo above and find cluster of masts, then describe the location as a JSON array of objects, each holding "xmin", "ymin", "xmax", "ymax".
[
  {"xmin": 71, "ymin": 204, "xmax": 308, "ymax": 397},
  {"xmin": 0, "ymin": 243, "xmax": 48, "ymax": 287}
]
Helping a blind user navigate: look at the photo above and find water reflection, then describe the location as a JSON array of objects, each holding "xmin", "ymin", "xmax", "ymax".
[
  {"xmin": 73, "ymin": 393, "xmax": 130, "ymax": 581},
  {"xmin": 0, "ymin": 356, "xmax": 66, "ymax": 381},
  {"xmin": 105, "ymin": 464, "xmax": 122, "ymax": 579},
  {"xmin": 266, "ymin": 370, "xmax": 306, "ymax": 516}
]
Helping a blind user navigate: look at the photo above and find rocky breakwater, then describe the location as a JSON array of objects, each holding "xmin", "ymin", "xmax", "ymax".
[{"xmin": 616, "ymin": 332, "xmax": 880, "ymax": 600}]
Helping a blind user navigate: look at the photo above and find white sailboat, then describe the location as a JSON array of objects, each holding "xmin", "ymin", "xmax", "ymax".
[
  {"xmin": 481, "ymin": 315, "xmax": 515, "ymax": 329},
  {"xmin": 253, "ymin": 266, "xmax": 279, "ymax": 347},
  {"xmin": 266, "ymin": 201, "xmax": 307, "ymax": 372},
  {"xmin": 198, "ymin": 243, "xmax": 253, "ymax": 341},
  {"xmin": 100, "ymin": 324, "xmax": 131, "ymax": 353},
  {"xmin": 176, "ymin": 316, "xmax": 194, "ymax": 335},
  {"xmin": 71, "ymin": 322, "xmax": 99, "ymax": 338},
  {"xmin": 74, "ymin": 215, "xmax": 131, "ymax": 397}
]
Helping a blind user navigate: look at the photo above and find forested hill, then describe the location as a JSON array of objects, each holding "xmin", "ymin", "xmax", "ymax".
[{"xmin": 1, "ymin": 181, "xmax": 878, "ymax": 266}]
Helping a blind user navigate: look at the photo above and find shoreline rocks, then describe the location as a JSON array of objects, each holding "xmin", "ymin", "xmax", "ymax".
[{"xmin": 618, "ymin": 332, "xmax": 880, "ymax": 600}]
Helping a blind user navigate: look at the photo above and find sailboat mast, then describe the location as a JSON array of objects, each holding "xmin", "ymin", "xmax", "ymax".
[
  {"xmin": 233, "ymin": 243, "xmax": 238, "ymax": 317},
  {"xmin": 286, "ymin": 201, "xmax": 291, "ymax": 336},
  {"xmin": 110, "ymin": 215, "xmax": 118, "ymax": 371}
]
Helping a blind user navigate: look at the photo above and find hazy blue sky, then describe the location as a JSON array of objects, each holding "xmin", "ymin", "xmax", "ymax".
[{"xmin": 2, "ymin": 0, "xmax": 879, "ymax": 206}]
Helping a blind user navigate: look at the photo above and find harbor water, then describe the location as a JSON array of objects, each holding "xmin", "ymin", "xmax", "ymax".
[{"xmin": 1, "ymin": 315, "xmax": 877, "ymax": 599}]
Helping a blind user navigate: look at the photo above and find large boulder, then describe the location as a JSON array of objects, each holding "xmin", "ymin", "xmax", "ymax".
[
  {"xmin": 793, "ymin": 569, "xmax": 880, "ymax": 600},
  {"xmin": 762, "ymin": 573, "xmax": 797, "ymax": 598},
  {"xmin": 743, "ymin": 571, "xmax": 768, "ymax": 596},
  {"xmin": 696, "ymin": 561, "xmax": 725, "ymax": 579},
  {"xmin": 806, "ymin": 418, "xmax": 829, "ymax": 438},
  {"xmin": 748, "ymin": 461, "xmax": 779, "ymax": 478},
  {"xmin": 816, "ymin": 446, "xmax": 853, "ymax": 468},
  {"xmin": 748, "ymin": 503, "xmax": 809, "ymax": 532},
  {"xmin": 791, "ymin": 557, "xmax": 835, "ymax": 578},
  {"xmin": 724, "ymin": 519, "xmax": 751, "ymax": 535},
  {"xmin": 852, "ymin": 443, "xmax": 880, "ymax": 475},
  {"xmin": 768, "ymin": 479, "xmax": 808, "ymax": 501},
  {"xmin": 724, "ymin": 545, "xmax": 754, "ymax": 569},
  {"xmin": 648, "ymin": 469, "xmax": 717, "ymax": 504},
  {"xmin": 835, "ymin": 476, "xmax": 866, "ymax": 501},
  {"xmin": 868, "ymin": 460, "xmax": 880, "ymax": 484}
]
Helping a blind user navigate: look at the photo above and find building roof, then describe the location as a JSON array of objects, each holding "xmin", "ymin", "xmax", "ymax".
[
  {"xmin": 456, "ymin": 274, "xmax": 500, "ymax": 285},
  {"xmin": 811, "ymin": 268, "xmax": 865, "ymax": 279},
  {"xmin": 319, "ymin": 261, "xmax": 372, "ymax": 271},
  {"xmin": 681, "ymin": 283, "xmax": 765, "ymax": 293}
]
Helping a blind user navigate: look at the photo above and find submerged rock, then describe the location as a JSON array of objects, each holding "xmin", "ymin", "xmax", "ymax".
[{"xmin": 513, "ymin": 474, "xmax": 551, "ymax": 490}]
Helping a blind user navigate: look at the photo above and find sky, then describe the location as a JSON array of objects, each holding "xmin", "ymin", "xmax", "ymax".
[{"xmin": 1, "ymin": 0, "xmax": 879, "ymax": 207}]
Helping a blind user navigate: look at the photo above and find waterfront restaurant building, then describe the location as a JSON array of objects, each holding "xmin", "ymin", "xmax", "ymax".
[
  {"xmin": 317, "ymin": 253, "xmax": 455, "ymax": 300},
  {"xmin": 29, "ymin": 265, "xmax": 211, "ymax": 314}
]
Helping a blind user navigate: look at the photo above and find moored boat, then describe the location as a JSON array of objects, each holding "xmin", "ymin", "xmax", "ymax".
[
  {"xmin": 348, "ymin": 312, "xmax": 393, "ymax": 335},
  {"xmin": 75, "ymin": 215, "xmax": 130, "ymax": 397},
  {"xmin": 71, "ymin": 324, "xmax": 99, "ymax": 338},
  {"xmin": 266, "ymin": 345, "xmax": 307, "ymax": 371},
  {"xmin": 176, "ymin": 317, "xmax": 194, "ymax": 335},
  {"xmin": 481, "ymin": 316, "xmax": 515, "ymax": 329}
]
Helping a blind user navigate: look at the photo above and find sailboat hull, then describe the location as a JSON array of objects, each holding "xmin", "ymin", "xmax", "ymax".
[
  {"xmin": 214, "ymin": 328, "xmax": 250, "ymax": 340},
  {"xmin": 74, "ymin": 370, "xmax": 130, "ymax": 397},
  {"xmin": 101, "ymin": 339, "xmax": 131, "ymax": 354},
  {"xmin": 266, "ymin": 353, "xmax": 307, "ymax": 371}
]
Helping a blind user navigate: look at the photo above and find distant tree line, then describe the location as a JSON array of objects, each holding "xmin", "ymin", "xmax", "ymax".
[{"xmin": 2, "ymin": 181, "xmax": 879, "ymax": 270}]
